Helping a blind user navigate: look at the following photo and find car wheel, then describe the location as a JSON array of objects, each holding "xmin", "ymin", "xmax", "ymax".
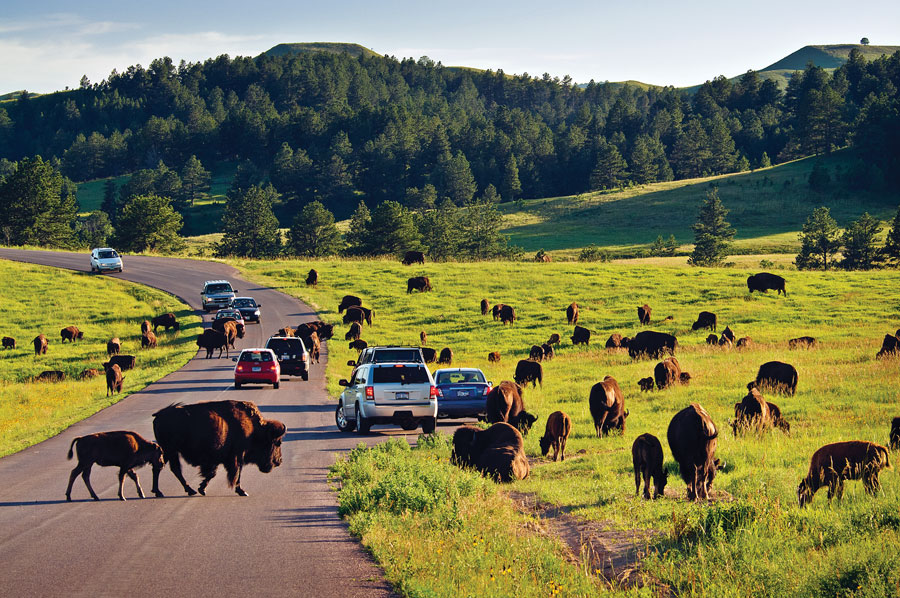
[
  {"xmin": 235, "ymin": 381, "xmax": 242, "ymax": 389},
  {"xmin": 400, "ymin": 419, "xmax": 418, "ymax": 431},
  {"xmin": 273, "ymin": 381, "xmax": 280, "ymax": 389},
  {"xmin": 301, "ymin": 371, "xmax": 309, "ymax": 381},
  {"xmin": 421, "ymin": 417, "xmax": 436, "ymax": 434},
  {"xmin": 336, "ymin": 402, "xmax": 354, "ymax": 432},
  {"xmin": 355, "ymin": 405, "xmax": 371, "ymax": 435}
]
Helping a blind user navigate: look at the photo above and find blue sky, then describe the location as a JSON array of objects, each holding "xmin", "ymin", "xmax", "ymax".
[{"xmin": 2, "ymin": 0, "xmax": 899, "ymax": 93}]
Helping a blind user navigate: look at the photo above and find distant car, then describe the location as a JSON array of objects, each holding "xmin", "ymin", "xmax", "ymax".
[
  {"xmin": 90, "ymin": 248, "xmax": 123, "ymax": 273},
  {"xmin": 214, "ymin": 308, "xmax": 245, "ymax": 328},
  {"xmin": 348, "ymin": 346, "xmax": 426, "ymax": 368},
  {"xmin": 232, "ymin": 297, "xmax": 261, "ymax": 323},
  {"xmin": 233, "ymin": 348, "xmax": 280, "ymax": 389},
  {"xmin": 265, "ymin": 336, "xmax": 309, "ymax": 380},
  {"xmin": 433, "ymin": 368, "xmax": 492, "ymax": 419},
  {"xmin": 336, "ymin": 362, "xmax": 437, "ymax": 434},
  {"xmin": 201, "ymin": 280, "xmax": 236, "ymax": 312}
]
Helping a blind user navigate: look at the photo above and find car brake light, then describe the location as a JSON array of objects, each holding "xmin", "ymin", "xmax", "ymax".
[
  {"xmin": 430, "ymin": 386, "xmax": 439, "ymax": 399},
  {"xmin": 236, "ymin": 365, "xmax": 244, "ymax": 372},
  {"xmin": 483, "ymin": 386, "xmax": 491, "ymax": 396},
  {"xmin": 268, "ymin": 364, "xmax": 277, "ymax": 371},
  {"xmin": 365, "ymin": 386, "xmax": 374, "ymax": 400}
]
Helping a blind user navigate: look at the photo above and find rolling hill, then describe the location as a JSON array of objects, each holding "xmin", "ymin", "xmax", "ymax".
[{"xmin": 263, "ymin": 42, "xmax": 381, "ymax": 59}]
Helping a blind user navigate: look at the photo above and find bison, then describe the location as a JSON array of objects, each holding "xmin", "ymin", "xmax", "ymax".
[
  {"xmin": 876, "ymin": 334, "xmax": 900, "ymax": 359},
  {"xmin": 488, "ymin": 351, "xmax": 501, "ymax": 363},
  {"xmin": 797, "ymin": 441, "xmax": 890, "ymax": 507},
  {"xmin": 541, "ymin": 343, "xmax": 554, "ymax": 360},
  {"xmin": 152, "ymin": 313, "xmax": 180, "ymax": 333},
  {"xmin": 755, "ymin": 361, "xmax": 798, "ymax": 395},
  {"xmin": 747, "ymin": 272, "xmax": 786, "ymax": 296},
  {"xmin": 141, "ymin": 330, "xmax": 158, "ymax": 349},
  {"xmin": 491, "ymin": 303, "xmax": 505, "ymax": 321},
  {"xmin": 789, "ymin": 336, "xmax": 817, "ymax": 349},
  {"xmin": 402, "ymin": 250, "xmax": 425, "ymax": 265},
  {"xmin": 628, "ymin": 331, "xmax": 677, "ymax": 360},
  {"xmin": 2, "ymin": 336, "xmax": 15, "ymax": 349},
  {"xmin": 546, "ymin": 333, "xmax": 561, "ymax": 346},
  {"xmin": 104, "ymin": 354, "xmax": 136, "ymax": 371},
  {"xmin": 571, "ymin": 326, "xmax": 591, "ymax": 346},
  {"xmin": 33, "ymin": 334, "xmax": 48, "ymax": 355},
  {"xmin": 720, "ymin": 326, "xmax": 735, "ymax": 343},
  {"xmin": 736, "ymin": 337, "xmax": 752, "ymax": 349},
  {"xmin": 196, "ymin": 329, "xmax": 229, "ymax": 358},
  {"xmin": 731, "ymin": 382, "xmax": 789, "ymax": 434},
  {"xmin": 481, "ymin": 299, "xmax": 490, "ymax": 316},
  {"xmin": 420, "ymin": 330, "xmax": 427, "ymax": 346},
  {"xmin": 151, "ymin": 400, "xmax": 286, "ymax": 497},
  {"xmin": 588, "ymin": 376, "xmax": 628, "ymax": 436},
  {"xmin": 633, "ymin": 433, "xmax": 667, "ymax": 499},
  {"xmin": 35, "ymin": 370, "xmax": 66, "ymax": 382},
  {"xmin": 338, "ymin": 295, "xmax": 362, "ymax": 313},
  {"xmin": 349, "ymin": 339, "xmax": 368, "ymax": 352},
  {"xmin": 60, "ymin": 326, "xmax": 84, "ymax": 343},
  {"xmin": 667, "ymin": 403, "xmax": 719, "ymax": 501},
  {"xmin": 691, "ymin": 311, "xmax": 717, "ymax": 332},
  {"xmin": 605, "ymin": 333, "xmax": 629, "ymax": 349},
  {"xmin": 79, "ymin": 368, "xmax": 101, "ymax": 380},
  {"xmin": 305, "ymin": 268, "xmax": 318, "ymax": 287},
  {"xmin": 140, "ymin": 320, "xmax": 151, "ymax": 334},
  {"xmin": 276, "ymin": 326, "xmax": 295, "ymax": 338},
  {"xmin": 498, "ymin": 304, "xmax": 516, "ymax": 325},
  {"xmin": 301, "ymin": 331, "xmax": 321, "ymax": 364},
  {"xmin": 566, "ymin": 302, "xmax": 579, "ymax": 325},
  {"xmin": 107, "ymin": 337, "xmax": 121, "ymax": 355},
  {"xmin": 654, "ymin": 357, "xmax": 691, "ymax": 390},
  {"xmin": 637, "ymin": 304, "xmax": 652, "ymax": 325},
  {"xmin": 514, "ymin": 359, "xmax": 542, "ymax": 388},
  {"xmin": 213, "ymin": 320, "xmax": 238, "ymax": 349},
  {"xmin": 890, "ymin": 417, "xmax": 900, "ymax": 451},
  {"xmin": 407, "ymin": 276, "xmax": 432, "ymax": 293},
  {"xmin": 343, "ymin": 306, "xmax": 373, "ymax": 326},
  {"xmin": 486, "ymin": 381, "xmax": 537, "ymax": 436},
  {"xmin": 529, "ymin": 345, "xmax": 544, "ymax": 361},
  {"xmin": 706, "ymin": 333, "xmax": 719, "ymax": 345},
  {"xmin": 437, "ymin": 347, "xmax": 453, "ymax": 365},
  {"xmin": 451, "ymin": 423, "xmax": 529, "ymax": 482},
  {"xmin": 421, "ymin": 347, "xmax": 437, "ymax": 363},
  {"xmin": 66, "ymin": 431, "xmax": 165, "ymax": 502},
  {"xmin": 104, "ymin": 363, "xmax": 124, "ymax": 396},
  {"xmin": 539, "ymin": 411, "xmax": 572, "ymax": 462},
  {"xmin": 638, "ymin": 377, "xmax": 654, "ymax": 392},
  {"xmin": 345, "ymin": 322, "xmax": 362, "ymax": 341}
]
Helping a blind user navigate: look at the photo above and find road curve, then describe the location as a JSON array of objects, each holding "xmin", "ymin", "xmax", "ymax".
[{"xmin": 0, "ymin": 249, "xmax": 396, "ymax": 598}]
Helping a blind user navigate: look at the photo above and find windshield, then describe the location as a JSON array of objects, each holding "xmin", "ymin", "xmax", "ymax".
[
  {"xmin": 437, "ymin": 371, "xmax": 486, "ymax": 385},
  {"xmin": 206, "ymin": 283, "xmax": 234, "ymax": 294},
  {"xmin": 266, "ymin": 338, "xmax": 306, "ymax": 354},
  {"xmin": 239, "ymin": 351, "xmax": 273, "ymax": 362},
  {"xmin": 233, "ymin": 298, "xmax": 256, "ymax": 308},
  {"xmin": 372, "ymin": 365, "xmax": 429, "ymax": 384},
  {"xmin": 98, "ymin": 250, "xmax": 118, "ymax": 259},
  {"xmin": 371, "ymin": 349, "xmax": 423, "ymax": 363}
]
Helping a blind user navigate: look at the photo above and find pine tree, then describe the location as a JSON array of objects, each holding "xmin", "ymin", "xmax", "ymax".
[
  {"xmin": 759, "ymin": 152, "xmax": 772, "ymax": 168},
  {"xmin": 287, "ymin": 201, "xmax": 343, "ymax": 257},
  {"xmin": 436, "ymin": 151, "xmax": 477, "ymax": 205},
  {"xmin": 418, "ymin": 198, "xmax": 460, "ymax": 260},
  {"xmin": 629, "ymin": 136, "xmax": 656, "ymax": 184},
  {"xmin": 115, "ymin": 194, "xmax": 183, "ymax": 253},
  {"xmin": 180, "ymin": 155, "xmax": 210, "ymax": 207},
  {"xmin": 688, "ymin": 187, "xmax": 736, "ymax": 266},
  {"xmin": 0, "ymin": 156, "xmax": 78, "ymax": 247},
  {"xmin": 75, "ymin": 211, "xmax": 114, "ymax": 248},
  {"xmin": 589, "ymin": 142, "xmax": 628, "ymax": 190},
  {"xmin": 649, "ymin": 235, "xmax": 666, "ymax": 256},
  {"xmin": 883, "ymin": 205, "xmax": 900, "ymax": 264},
  {"xmin": 664, "ymin": 234, "xmax": 678, "ymax": 256},
  {"xmin": 345, "ymin": 201, "xmax": 372, "ymax": 256},
  {"xmin": 841, "ymin": 212, "xmax": 882, "ymax": 270},
  {"xmin": 217, "ymin": 184, "xmax": 282, "ymax": 257},
  {"xmin": 796, "ymin": 206, "xmax": 840, "ymax": 270},
  {"xmin": 501, "ymin": 155, "xmax": 521, "ymax": 202},
  {"xmin": 457, "ymin": 199, "xmax": 514, "ymax": 259},
  {"xmin": 365, "ymin": 201, "xmax": 422, "ymax": 256},
  {"xmin": 480, "ymin": 183, "xmax": 501, "ymax": 204},
  {"xmin": 101, "ymin": 178, "xmax": 121, "ymax": 224}
]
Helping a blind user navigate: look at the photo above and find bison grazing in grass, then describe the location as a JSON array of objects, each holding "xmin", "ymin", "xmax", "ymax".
[
  {"xmin": 197, "ymin": 329, "xmax": 229, "ymax": 359},
  {"xmin": 890, "ymin": 418, "xmax": 900, "ymax": 451},
  {"xmin": 32, "ymin": 334, "xmax": 48, "ymax": 355},
  {"xmin": 667, "ymin": 403, "xmax": 719, "ymax": 501},
  {"xmin": 338, "ymin": 295, "xmax": 362, "ymax": 313},
  {"xmin": 638, "ymin": 377, "xmax": 654, "ymax": 392},
  {"xmin": 437, "ymin": 347, "xmax": 453, "ymax": 365},
  {"xmin": 345, "ymin": 322, "xmax": 362, "ymax": 341},
  {"xmin": 35, "ymin": 370, "xmax": 66, "ymax": 383},
  {"xmin": 402, "ymin": 250, "xmax": 425, "ymax": 265},
  {"xmin": 755, "ymin": 361, "xmax": 798, "ymax": 395},
  {"xmin": 79, "ymin": 368, "xmax": 100, "ymax": 380},
  {"xmin": 633, "ymin": 433, "xmax": 667, "ymax": 499},
  {"xmin": 540, "ymin": 343, "xmax": 554, "ymax": 360},
  {"xmin": 514, "ymin": 359, "xmax": 542, "ymax": 388},
  {"xmin": 566, "ymin": 302, "xmax": 578, "ymax": 325},
  {"xmin": 706, "ymin": 333, "xmax": 719, "ymax": 345},
  {"xmin": 691, "ymin": 311, "xmax": 717, "ymax": 332},
  {"xmin": 747, "ymin": 272, "xmax": 786, "ymax": 296},
  {"xmin": 349, "ymin": 339, "xmax": 368, "ymax": 352},
  {"xmin": 720, "ymin": 326, "xmax": 735, "ymax": 343},
  {"xmin": 60, "ymin": 326, "xmax": 84, "ymax": 343},
  {"xmin": 654, "ymin": 356, "xmax": 691, "ymax": 390},
  {"xmin": 486, "ymin": 381, "xmax": 537, "ymax": 436},
  {"xmin": 104, "ymin": 363, "xmax": 124, "ymax": 396},
  {"xmin": 141, "ymin": 330, "xmax": 158, "ymax": 349},
  {"xmin": 876, "ymin": 334, "xmax": 900, "ymax": 359},
  {"xmin": 498, "ymin": 304, "xmax": 516, "ymax": 325},
  {"xmin": 731, "ymin": 382, "xmax": 789, "ymax": 434},
  {"xmin": 305, "ymin": 268, "xmax": 318, "ymax": 287},
  {"xmin": 736, "ymin": 337, "xmax": 752, "ymax": 349},
  {"xmin": 539, "ymin": 411, "xmax": 572, "ymax": 462},
  {"xmin": 2, "ymin": 336, "xmax": 16, "ymax": 349},
  {"xmin": 66, "ymin": 431, "xmax": 165, "ymax": 502},
  {"xmin": 140, "ymin": 320, "xmax": 152, "ymax": 334},
  {"xmin": 789, "ymin": 336, "xmax": 817, "ymax": 349},
  {"xmin": 589, "ymin": 376, "xmax": 627, "ymax": 436},
  {"xmin": 571, "ymin": 326, "xmax": 591, "ymax": 346},
  {"xmin": 104, "ymin": 354, "xmax": 136, "ymax": 371},
  {"xmin": 605, "ymin": 333, "xmax": 628, "ymax": 350},
  {"xmin": 481, "ymin": 298, "xmax": 490, "ymax": 316},
  {"xmin": 152, "ymin": 400, "xmax": 286, "ymax": 497},
  {"xmin": 637, "ymin": 304, "xmax": 652, "ymax": 325},
  {"xmin": 546, "ymin": 333, "xmax": 560, "ymax": 346},
  {"xmin": 529, "ymin": 345, "xmax": 544, "ymax": 361},
  {"xmin": 407, "ymin": 276, "xmax": 432, "ymax": 293},
  {"xmin": 797, "ymin": 441, "xmax": 891, "ymax": 507},
  {"xmin": 107, "ymin": 337, "xmax": 121, "ymax": 355},
  {"xmin": 343, "ymin": 306, "xmax": 373, "ymax": 326},
  {"xmin": 421, "ymin": 347, "xmax": 437, "ymax": 363},
  {"xmin": 488, "ymin": 351, "xmax": 501, "ymax": 363},
  {"xmin": 152, "ymin": 313, "xmax": 180, "ymax": 333},
  {"xmin": 491, "ymin": 303, "xmax": 505, "ymax": 321},
  {"xmin": 628, "ymin": 331, "xmax": 677, "ymax": 360},
  {"xmin": 451, "ymin": 423, "xmax": 529, "ymax": 482}
]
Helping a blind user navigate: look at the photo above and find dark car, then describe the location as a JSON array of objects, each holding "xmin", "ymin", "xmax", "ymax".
[
  {"xmin": 232, "ymin": 297, "xmax": 262, "ymax": 323},
  {"xmin": 433, "ymin": 368, "xmax": 492, "ymax": 419},
  {"xmin": 265, "ymin": 336, "xmax": 309, "ymax": 380}
]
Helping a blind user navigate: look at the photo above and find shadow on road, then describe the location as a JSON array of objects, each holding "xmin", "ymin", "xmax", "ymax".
[
  {"xmin": 260, "ymin": 403, "xmax": 334, "ymax": 414},
  {"xmin": 268, "ymin": 505, "xmax": 348, "ymax": 529}
]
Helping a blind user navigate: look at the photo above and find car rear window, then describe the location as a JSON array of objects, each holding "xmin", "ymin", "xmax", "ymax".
[
  {"xmin": 371, "ymin": 349, "xmax": 423, "ymax": 363},
  {"xmin": 266, "ymin": 339, "xmax": 306, "ymax": 354},
  {"xmin": 437, "ymin": 371, "xmax": 486, "ymax": 384},
  {"xmin": 233, "ymin": 298, "xmax": 256, "ymax": 308},
  {"xmin": 240, "ymin": 351, "xmax": 273, "ymax": 362},
  {"xmin": 215, "ymin": 310, "xmax": 239, "ymax": 319},
  {"xmin": 98, "ymin": 250, "xmax": 117, "ymax": 259},
  {"xmin": 372, "ymin": 366, "xmax": 429, "ymax": 384},
  {"xmin": 207, "ymin": 284, "xmax": 233, "ymax": 294}
]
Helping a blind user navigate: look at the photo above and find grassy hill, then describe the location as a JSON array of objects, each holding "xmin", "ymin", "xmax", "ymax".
[
  {"xmin": 498, "ymin": 149, "xmax": 899, "ymax": 259},
  {"xmin": 263, "ymin": 42, "xmax": 380, "ymax": 59}
]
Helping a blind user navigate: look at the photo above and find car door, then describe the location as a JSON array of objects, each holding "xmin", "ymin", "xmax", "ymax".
[{"xmin": 342, "ymin": 367, "xmax": 365, "ymax": 416}]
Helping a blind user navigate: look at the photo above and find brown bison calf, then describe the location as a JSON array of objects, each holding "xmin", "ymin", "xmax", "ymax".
[
  {"xmin": 798, "ymin": 441, "xmax": 891, "ymax": 507},
  {"xmin": 891, "ymin": 417, "xmax": 900, "ymax": 451},
  {"xmin": 546, "ymin": 333, "xmax": 561, "ymax": 345},
  {"xmin": 107, "ymin": 337, "xmax": 121, "ymax": 355},
  {"xmin": 105, "ymin": 363, "xmax": 124, "ymax": 396},
  {"xmin": 437, "ymin": 347, "xmax": 453, "ymax": 365},
  {"xmin": 481, "ymin": 298, "xmax": 490, "ymax": 316},
  {"xmin": 539, "ymin": 411, "xmax": 572, "ymax": 462},
  {"xmin": 2, "ymin": 336, "xmax": 15, "ymax": 349},
  {"xmin": 79, "ymin": 368, "xmax": 100, "ymax": 380},
  {"xmin": 589, "ymin": 376, "xmax": 628, "ymax": 436},
  {"xmin": 66, "ymin": 431, "xmax": 164, "ymax": 501},
  {"xmin": 638, "ymin": 377, "xmax": 654, "ymax": 392},
  {"xmin": 451, "ymin": 423, "xmax": 529, "ymax": 482},
  {"xmin": 60, "ymin": 326, "xmax": 84, "ymax": 343},
  {"xmin": 789, "ymin": 336, "xmax": 817, "ymax": 349},
  {"xmin": 566, "ymin": 302, "xmax": 579, "ymax": 325},
  {"xmin": 488, "ymin": 351, "xmax": 501, "ymax": 363},
  {"xmin": 35, "ymin": 370, "xmax": 66, "ymax": 382},
  {"xmin": 632, "ymin": 433, "xmax": 667, "ymax": 499},
  {"xmin": 736, "ymin": 337, "xmax": 752, "ymax": 349},
  {"xmin": 637, "ymin": 303, "xmax": 652, "ymax": 325},
  {"xmin": 33, "ymin": 333, "xmax": 48, "ymax": 355},
  {"xmin": 141, "ymin": 330, "xmax": 158, "ymax": 349}
]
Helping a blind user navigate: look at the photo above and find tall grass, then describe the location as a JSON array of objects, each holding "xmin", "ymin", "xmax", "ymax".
[
  {"xmin": 237, "ymin": 257, "xmax": 900, "ymax": 597},
  {"xmin": 0, "ymin": 260, "xmax": 200, "ymax": 456}
]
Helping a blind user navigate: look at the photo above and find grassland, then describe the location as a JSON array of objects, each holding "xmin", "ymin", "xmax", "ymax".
[
  {"xmin": 0, "ymin": 260, "xmax": 200, "ymax": 457},
  {"xmin": 236, "ymin": 257, "xmax": 900, "ymax": 597}
]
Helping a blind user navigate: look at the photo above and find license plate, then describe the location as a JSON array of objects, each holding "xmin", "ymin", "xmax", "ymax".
[
  {"xmin": 456, "ymin": 390, "xmax": 469, "ymax": 397},
  {"xmin": 252, "ymin": 367, "xmax": 261, "ymax": 372},
  {"xmin": 395, "ymin": 392, "xmax": 409, "ymax": 399}
]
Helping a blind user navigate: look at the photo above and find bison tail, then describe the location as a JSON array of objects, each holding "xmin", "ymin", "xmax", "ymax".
[
  {"xmin": 879, "ymin": 446, "xmax": 892, "ymax": 470},
  {"xmin": 67, "ymin": 437, "xmax": 79, "ymax": 460}
]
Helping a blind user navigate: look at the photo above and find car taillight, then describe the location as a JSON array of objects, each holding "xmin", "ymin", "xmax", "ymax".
[
  {"xmin": 268, "ymin": 364, "xmax": 277, "ymax": 371},
  {"xmin": 483, "ymin": 386, "xmax": 492, "ymax": 396},
  {"xmin": 236, "ymin": 365, "xmax": 244, "ymax": 372},
  {"xmin": 430, "ymin": 386, "xmax": 439, "ymax": 399},
  {"xmin": 365, "ymin": 386, "xmax": 374, "ymax": 400}
]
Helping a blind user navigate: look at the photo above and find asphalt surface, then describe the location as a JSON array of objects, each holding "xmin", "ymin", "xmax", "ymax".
[{"xmin": 0, "ymin": 249, "xmax": 406, "ymax": 598}]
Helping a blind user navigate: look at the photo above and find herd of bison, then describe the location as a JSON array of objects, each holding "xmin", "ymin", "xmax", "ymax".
[{"xmin": 6, "ymin": 262, "xmax": 900, "ymax": 509}]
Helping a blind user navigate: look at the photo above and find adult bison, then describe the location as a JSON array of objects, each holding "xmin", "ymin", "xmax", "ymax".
[
  {"xmin": 196, "ymin": 329, "xmax": 229, "ymax": 358},
  {"xmin": 546, "ymin": 333, "xmax": 561, "ymax": 346},
  {"xmin": 789, "ymin": 336, "xmax": 817, "ymax": 349},
  {"xmin": 491, "ymin": 303, "xmax": 505, "ymax": 321},
  {"xmin": 486, "ymin": 381, "xmax": 537, "ymax": 436},
  {"xmin": 499, "ymin": 304, "xmax": 516, "ymax": 325},
  {"xmin": 33, "ymin": 333, "xmax": 48, "ymax": 355},
  {"xmin": 35, "ymin": 370, "xmax": 66, "ymax": 382},
  {"xmin": 488, "ymin": 351, "xmax": 501, "ymax": 363},
  {"xmin": 2, "ymin": 336, "xmax": 15, "ymax": 349},
  {"xmin": 343, "ymin": 306, "xmax": 373, "ymax": 326},
  {"xmin": 305, "ymin": 269, "xmax": 318, "ymax": 287},
  {"xmin": 747, "ymin": 272, "xmax": 786, "ymax": 296},
  {"xmin": 60, "ymin": 326, "xmax": 84, "ymax": 343},
  {"xmin": 407, "ymin": 276, "xmax": 432, "ymax": 293},
  {"xmin": 566, "ymin": 302, "xmax": 579, "ymax": 325},
  {"xmin": 691, "ymin": 311, "xmax": 717, "ymax": 332},
  {"xmin": 876, "ymin": 334, "xmax": 900, "ymax": 359},
  {"xmin": 212, "ymin": 320, "xmax": 238, "ymax": 349},
  {"xmin": 437, "ymin": 347, "xmax": 453, "ymax": 365},
  {"xmin": 628, "ymin": 331, "xmax": 677, "ymax": 360},
  {"xmin": 104, "ymin": 354, "xmax": 136, "ymax": 371},
  {"xmin": 345, "ymin": 322, "xmax": 362, "ymax": 341},
  {"xmin": 588, "ymin": 376, "xmax": 627, "ymax": 436},
  {"xmin": 151, "ymin": 400, "xmax": 286, "ymax": 497},
  {"xmin": 637, "ymin": 304, "xmax": 652, "ymax": 325},
  {"xmin": 480, "ymin": 299, "xmax": 490, "ymax": 316},
  {"xmin": 402, "ymin": 250, "xmax": 425, "ymax": 265},
  {"xmin": 514, "ymin": 359, "xmax": 542, "ymax": 388},
  {"xmin": 797, "ymin": 441, "xmax": 890, "ymax": 507},
  {"xmin": 451, "ymin": 423, "xmax": 529, "ymax": 482},
  {"xmin": 667, "ymin": 403, "xmax": 719, "ymax": 501},
  {"xmin": 529, "ymin": 345, "xmax": 544, "ymax": 361},
  {"xmin": 891, "ymin": 418, "xmax": 900, "ymax": 451},
  {"xmin": 540, "ymin": 343, "xmax": 554, "ymax": 360},
  {"xmin": 654, "ymin": 356, "xmax": 691, "ymax": 390},
  {"xmin": 338, "ymin": 295, "xmax": 362, "ymax": 313},
  {"xmin": 755, "ymin": 361, "xmax": 798, "ymax": 395},
  {"xmin": 348, "ymin": 339, "xmax": 368, "ymax": 352},
  {"xmin": 107, "ymin": 337, "xmax": 121, "ymax": 355},
  {"xmin": 571, "ymin": 326, "xmax": 591, "ymax": 346},
  {"xmin": 152, "ymin": 313, "xmax": 180, "ymax": 333},
  {"xmin": 141, "ymin": 330, "xmax": 158, "ymax": 349}
]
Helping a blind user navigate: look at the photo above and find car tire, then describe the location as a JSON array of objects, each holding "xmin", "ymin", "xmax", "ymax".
[
  {"xmin": 301, "ymin": 371, "xmax": 309, "ymax": 381},
  {"xmin": 421, "ymin": 417, "xmax": 436, "ymax": 434},
  {"xmin": 336, "ymin": 402, "xmax": 354, "ymax": 432},
  {"xmin": 235, "ymin": 381, "xmax": 242, "ymax": 389},
  {"xmin": 355, "ymin": 405, "xmax": 371, "ymax": 435},
  {"xmin": 273, "ymin": 381, "xmax": 280, "ymax": 389},
  {"xmin": 400, "ymin": 419, "xmax": 418, "ymax": 431}
]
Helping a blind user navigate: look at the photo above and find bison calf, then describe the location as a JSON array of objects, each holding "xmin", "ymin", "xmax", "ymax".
[
  {"xmin": 638, "ymin": 377, "xmax": 654, "ymax": 392},
  {"xmin": 105, "ymin": 363, "xmax": 124, "ymax": 396},
  {"xmin": 65, "ymin": 431, "xmax": 164, "ymax": 501},
  {"xmin": 2, "ymin": 336, "xmax": 16, "ymax": 349},
  {"xmin": 437, "ymin": 347, "xmax": 453, "ymax": 365},
  {"xmin": 141, "ymin": 330, "xmax": 158, "ymax": 349},
  {"xmin": 488, "ymin": 351, "xmax": 501, "ymax": 363},
  {"xmin": 798, "ymin": 441, "xmax": 890, "ymax": 507},
  {"xmin": 60, "ymin": 326, "xmax": 84, "ymax": 343},
  {"xmin": 539, "ymin": 411, "xmax": 572, "ymax": 462},
  {"xmin": 633, "ymin": 433, "xmax": 667, "ymax": 499},
  {"xmin": 789, "ymin": 336, "xmax": 817, "ymax": 349}
]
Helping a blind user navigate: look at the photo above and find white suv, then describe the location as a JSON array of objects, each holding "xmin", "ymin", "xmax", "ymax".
[
  {"xmin": 90, "ymin": 248, "xmax": 123, "ymax": 273},
  {"xmin": 336, "ymin": 362, "xmax": 438, "ymax": 434}
]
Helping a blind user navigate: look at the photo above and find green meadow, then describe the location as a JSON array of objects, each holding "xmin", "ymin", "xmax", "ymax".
[
  {"xmin": 0, "ymin": 260, "xmax": 200, "ymax": 457},
  {"xmin": 236, "ymin": 258, "xmax": 900, "ymax": 596}
]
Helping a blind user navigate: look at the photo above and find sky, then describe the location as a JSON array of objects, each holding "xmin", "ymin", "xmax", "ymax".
[{"xmin": 2, "ymin": 0, "xmax": 899, "ymax": 94}]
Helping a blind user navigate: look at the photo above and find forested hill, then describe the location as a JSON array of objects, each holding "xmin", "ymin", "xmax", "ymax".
[
  {"xmin": 0, "ymin": 46, "xmax": 897, "ymax": 221},
  {"xmin": 262, "ymin": 42, "xmax": 380, "ymax": 59}
]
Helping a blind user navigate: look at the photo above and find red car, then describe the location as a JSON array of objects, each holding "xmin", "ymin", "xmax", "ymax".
[{"xmin": 233, "ymin": 348, "xmax": 280, "ymax": 389}]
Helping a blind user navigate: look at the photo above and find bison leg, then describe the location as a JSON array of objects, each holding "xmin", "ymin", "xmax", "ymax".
[
  {"xmin": 634, "ymin": 467, "xmax": 642, "ymax": 497},
  {"xmin": 151, "ymin": 463, "xmax": 165, "ymax": 498},
  {"xmin": 166, "ymin": 454, "xmax": 198, "ymax": 496},
  {"xmin": 226, "ymin": 457, "xmax": 247, "ymax": 497},
  {"xmin": 117, "ymin": 468, "xmax": 128, "ymax": 501},
  {"xmin": 594, "ymin": 412, "xmax": 609, "ymax": 438},
  {"xmin": 127, "ymin": 469, "xmax": 145, "ymax": 499},
  {"xmin": 66, "ymin": 463, "xmax": 86, "ymax": 501},
  {"xmin": 80, "ymin": 464, "xmax": 99, "ymax": 501},
  {"xmin": 560, "ymin": 436, "xmax": 567, "ymax": 461},
  {"xmin": 197, "ymin": 463, "xmax": 219, "ymax": 496}
]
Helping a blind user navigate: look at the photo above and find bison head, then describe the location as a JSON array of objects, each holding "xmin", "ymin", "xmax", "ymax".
[
  {"xmin": 513, "ymin": 411, "xmax": 538, "ymax": 437},
  {"xmin": 538, "ymin": 434, "xmax": 553, "ymax": 457},
  {"xmin": 797, "ymin": 479, "xmax": 814, "ymax": 507},
  {"xmin": 76, "ymin": 331, "xmax": 84, "ymax": 340},
  {"xmin": 451, "ymin": 426, "xmax": 479, "ymax": 467},
  {"xmin": 247, "ymin": 420, "xmax": 286, "ymax": 473}
]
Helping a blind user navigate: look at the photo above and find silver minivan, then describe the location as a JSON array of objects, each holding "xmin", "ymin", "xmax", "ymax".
[
  {"xmin": 90, "ymin": 247, "xmax": 123, "ymax": 273},
  {"xmin": 336, "ymin": 362, "xmax": 437, "ymax": 434}
]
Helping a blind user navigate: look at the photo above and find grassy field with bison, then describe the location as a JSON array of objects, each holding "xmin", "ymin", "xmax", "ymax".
[
  {"xmin": 236, "ymin": 258, "xmax": 900, "ymax": 597},
  {"xmin": 0, "ymin": 260, "xmax": 200, "ymax": 457}
]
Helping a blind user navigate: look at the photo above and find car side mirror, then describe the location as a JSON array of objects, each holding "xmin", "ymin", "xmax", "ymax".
[
  {"xmin": 338, "ymin": 379, "xmax": 350, "ymax": 387},
  {"xmin": 347, "ymin": 360, "xmax": 357, "ymax": 366},
  {"xmin": 231, "ymin": 357, "xmax": 237, "ymax": 362},
  {"xmin": 488, "ymin": 381, "xmax": 493, "ymax": 386},
  {"xmin": 256, "ymin": 303, "xmax": 262, "ymax": 307}
]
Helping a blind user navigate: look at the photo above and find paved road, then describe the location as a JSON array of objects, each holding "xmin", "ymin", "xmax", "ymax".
[{"xmin": 0, "ymin": 249, "xmax": 400, "ymax": 598}]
